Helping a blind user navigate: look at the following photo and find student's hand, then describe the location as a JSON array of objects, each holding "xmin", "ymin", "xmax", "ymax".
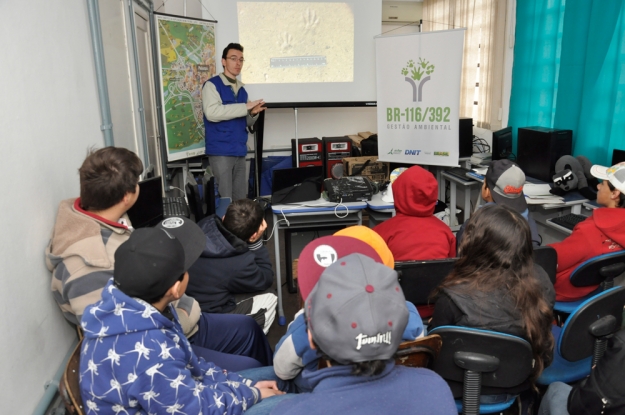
[
  {"xmin": 254, "ymin": 380, "xmax": 285, "ymax": 399},
  {"xmin": 247, "ymin": 99, "xmax": 266, "ymax": 115},
  {"xmin": 258, "ymin": 387, "xmax": 286, "ymax": 399},
  {"xmin": 254, "ymin": 380, "xmax": 280, "ymax": 390}
]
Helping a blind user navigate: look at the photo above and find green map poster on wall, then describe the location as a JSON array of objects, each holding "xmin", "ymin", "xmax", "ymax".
[{"xmin": 155, "ymin": 14, "xmax": 216, "ymax": 162}]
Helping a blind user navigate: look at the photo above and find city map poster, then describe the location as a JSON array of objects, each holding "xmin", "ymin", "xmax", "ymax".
[{"xmin": 155, "ymin": 13, "xmax": 217, "ymax": 162}]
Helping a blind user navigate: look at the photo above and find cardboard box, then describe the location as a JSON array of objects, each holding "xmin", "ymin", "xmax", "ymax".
[{"xmin": 342, "ymin": 156, "xmax": 390, "ymax": 183}]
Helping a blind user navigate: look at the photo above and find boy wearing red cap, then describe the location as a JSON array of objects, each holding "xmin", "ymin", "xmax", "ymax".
[
  {"xmin": 272, "ymin": 254, "xmax": 456, "ymax": 415},
  {"xmin": 273, "ymin": 235, "xmax": 423, "ymax": 392}
]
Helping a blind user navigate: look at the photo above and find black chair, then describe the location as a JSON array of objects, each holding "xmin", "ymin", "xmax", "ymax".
[
  {"xmin": 554, "ymin": 251, "xmax": 625, "ymax": 314},
  {"xmin": 533, "ymin": 245, "xmax": 557, "ymax": 284},
  {"xmin": 428, "ymin": 326, "xmax": 534, "ymax": 415},
  {"xmin": 202, "ymin": 175, "xmax": 217, "ymax": 216},
  {"xmin": 538, "ymin": 286, "xmax": 625, "ymax": 385},
  {"xmin": 185, "ymin": 182, "xmax": 205, "ymax": 222},
  {"xmin": 395, "ymin": 258, "xmax": 456, "ymax": 319}
]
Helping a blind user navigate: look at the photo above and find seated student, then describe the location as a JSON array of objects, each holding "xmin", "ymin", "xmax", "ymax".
[
  {"xmin": 373, "ymin": 165, "xmax": 456, "ymax": 261},
  {"xmin": 80, "ymin": 219, "xmax": 286, "ymax": 414},
  {"xmin": 537, "ymin": 328, "xmax": 625, "ymax": 415},
  {"xmin": 549, "ymin": 163, "xmax": 625, "ymax": 302},
  {"xmin": 456, "ymin": 159, "xmax": 540, "ymax": 248},
  {"xmin": 430, "ymin": 204, "xmax": 554, "ymax": 397},
  {"xmin": 186, "ymin": 199, "xmax": 277, "ymax": 333},
  {"xmin": 46, "ymin": 147, "xmax": 272, "ymax": 370},
  {"xmin": 273, "ymin": 235, "xmax": 424, "ymax": 392},
  {"xmin": 272, "ymin": 253, "xmax": 456, "ymax": 415}
]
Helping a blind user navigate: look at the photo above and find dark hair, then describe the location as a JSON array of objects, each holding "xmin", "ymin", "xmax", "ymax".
[
  {"xmin": 222, "ymin": 43, "xmax": 244, "ymax": 59},
  {"xmin": 312, "ymin": 336, "xmax": 387, "ymax": 377},
  {"xmin": 222, "ymin": 199, "xmax": 264, "ymax": 241},
  {"xmin": 137, "ymin": 273, "xmax": 185, "ymax": 305},
  {"xmin": 606, "ymin": 181, "xmax": 625, "ymax": 207},
  {"xmin": 434, "ymin": 204, "xmax": 554, "ymax": 380},
  {"xmin": 79, "ymin": 147, "xmax": 143, "ymax": 211}
]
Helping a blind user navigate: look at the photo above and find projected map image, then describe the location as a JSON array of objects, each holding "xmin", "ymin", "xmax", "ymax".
[
  {"xmin": 157, "ymin": 15, "xmax": 216, "ymax": 161},
  {"xmin": 237, "ymin": 2, "xmax": 354, "ymax": 84}
]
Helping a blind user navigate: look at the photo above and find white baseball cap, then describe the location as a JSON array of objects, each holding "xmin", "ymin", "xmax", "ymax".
[{"xmin": 590, "ymin": 163, "xmax": 625, "ymax": 193}]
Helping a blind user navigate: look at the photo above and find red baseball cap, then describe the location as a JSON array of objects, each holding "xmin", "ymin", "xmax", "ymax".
[{"xmin": 297, "ymin": 235, "xmax": 383, "ymax": 300}]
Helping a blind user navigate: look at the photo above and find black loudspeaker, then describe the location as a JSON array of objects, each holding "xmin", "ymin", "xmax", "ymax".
[
  {"xmin": 517, "ymin": 127, "xmax": 572, "ymax": 182},
  {"xmin": 459, "ymin": 117, "xmax": 473, "ymax": 158}
]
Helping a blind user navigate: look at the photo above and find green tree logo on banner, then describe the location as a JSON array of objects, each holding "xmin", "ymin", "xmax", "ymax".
[{"xmin": 401, "ymin": 58, "xmax": 435, "ymax": 102}]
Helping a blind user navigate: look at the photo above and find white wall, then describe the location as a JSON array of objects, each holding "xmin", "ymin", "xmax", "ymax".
[{"xmin": 0, "ymin": 1, "xmax": 103, "ymax": 412}]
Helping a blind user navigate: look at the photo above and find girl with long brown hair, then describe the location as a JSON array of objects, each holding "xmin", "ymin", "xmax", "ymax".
[{"xmin": 430, "ymin": 204, "xmax": 554, "ymax": 382}]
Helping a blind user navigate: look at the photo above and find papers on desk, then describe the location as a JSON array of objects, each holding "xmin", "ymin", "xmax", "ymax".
[{"xmin": 523, "ymin": 183, "xmax": 564, "ymax": 205}]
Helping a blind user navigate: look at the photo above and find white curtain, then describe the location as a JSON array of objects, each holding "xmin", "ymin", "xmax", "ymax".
[{"xmin": 423, "ymin": 0, "xmax": 506, "ymax": 130}]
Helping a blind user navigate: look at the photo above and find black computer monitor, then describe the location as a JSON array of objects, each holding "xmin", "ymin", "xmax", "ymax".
[
  {"xmin": 612, "ymin": 149, "xmax": 625, "ymax": 166},
  {"xmin": 126, "ymin": 176, "xmax": 164, "ymax": 228},
  {"xmin": 492, "ymin": 126, "xmax": 513, "ymax": 160}
]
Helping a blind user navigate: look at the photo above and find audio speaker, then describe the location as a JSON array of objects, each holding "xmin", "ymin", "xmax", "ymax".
[
  {"xmin": 517, "ymin": 127, "xmax": 572, "ymax": 182},
  {"xmin": 459, "ymin": 117, "xmax": 473, "ymax": 158}
]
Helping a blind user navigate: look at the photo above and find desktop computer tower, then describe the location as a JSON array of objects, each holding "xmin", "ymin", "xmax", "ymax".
[
  {"xmin": 322, "ymin": 136, "xmax": 351, "ymax": 179},
  {"xmin": 291, "ymin": 137, "xmax": 322, "ymax": 167},
  {"xmin": 459, "ymin": 117, "xmax": 473, "ymax": 158},
  {"xmin": 517, "ymin": 127, "xmax": 572, "ymax": 182}
]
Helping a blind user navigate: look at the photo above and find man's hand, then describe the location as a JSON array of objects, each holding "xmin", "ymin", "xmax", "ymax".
[
  {"xmin": 247, "ymin": 99, "xmax": 266, "ymax": 115},
  {"xmin": 254, "ymin": 380, "xmax": 285, "ymax": 399}
]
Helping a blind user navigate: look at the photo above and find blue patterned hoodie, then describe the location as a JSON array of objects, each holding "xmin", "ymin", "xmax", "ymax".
[{"xmin": 79, "ymin": 280, "xmax": 260, "ymax": 415}]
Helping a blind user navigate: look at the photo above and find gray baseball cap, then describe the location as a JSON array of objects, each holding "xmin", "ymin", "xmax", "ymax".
[
  {"xmin": 485, "ymin": 159, "xmax": 528, "ymax": 213},
  {"xmin": 305, "ymin": 253, "xmax": 408, "ymax": 364}
]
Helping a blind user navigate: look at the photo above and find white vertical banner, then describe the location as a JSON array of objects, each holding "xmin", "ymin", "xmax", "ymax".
[{"xmin": 375, "ymin": 29, "xmax": 465, "ymax": 167}]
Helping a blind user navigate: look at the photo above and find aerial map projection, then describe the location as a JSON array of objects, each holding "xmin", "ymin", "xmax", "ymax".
[{"xmin": 156, "ymin": 14, "xmax": 216, "ymax": 161}]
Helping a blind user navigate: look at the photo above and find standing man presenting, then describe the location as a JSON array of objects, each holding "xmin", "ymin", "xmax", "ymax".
[{"xmin": 202, "ymin": 43, "xmax": 266, "ymax": 201}]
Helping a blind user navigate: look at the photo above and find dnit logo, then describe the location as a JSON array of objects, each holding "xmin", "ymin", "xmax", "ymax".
[
  {"xmin": 405, "ymin": 150, "xmax": 421, "ymax": 155},
  {"xmin": 387, "ymin": 148, "xmax": 403, "ymax": 155},
  {"xmin": 401, "ymin": 58, "xmax": 435, "ymax": 102}
]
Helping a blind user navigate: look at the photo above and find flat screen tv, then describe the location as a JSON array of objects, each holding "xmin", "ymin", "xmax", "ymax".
[{"xmin": 492, "ymin": 126, "xmax": 513, "ymax": 160}]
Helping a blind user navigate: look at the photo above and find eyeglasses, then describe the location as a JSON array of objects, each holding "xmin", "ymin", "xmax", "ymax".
[{"xmin": 227, "ymin": 56, "xmax": 245, "ymax": 63}]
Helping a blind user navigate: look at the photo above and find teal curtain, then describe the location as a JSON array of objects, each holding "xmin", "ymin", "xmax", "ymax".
[{"xmin": 508, "ymin": 0, "xmax": 625, "ymax": 166}]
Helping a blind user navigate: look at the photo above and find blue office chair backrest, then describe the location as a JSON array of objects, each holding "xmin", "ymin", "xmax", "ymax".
[
  {"xmin": 395, "ymin": 258, "xmax": 456, "ymax": 307},
  {"xmin": 570, "ymin": 251, "xmax": 625, "ymax": 287},
  {"xmin": 428, "ymin": 326, "xmax": 533, "ymax": 388},
  {"xmin": 558, "ymin": 286, "xmax": 625, "ymax": 362},
  {"xmin": 533, "ymin": 246, "xmax": 557, "ymax": 284}
]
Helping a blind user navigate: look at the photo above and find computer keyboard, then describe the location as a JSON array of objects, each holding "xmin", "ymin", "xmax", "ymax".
[
  {"xmin": 163, "ymin": 197, "xmax": 189, "ymax": 218},
  {"xmin": 550, "ymin": 213, "xmax": 588, "ymax": 231},
  {"xmin": 445, "ymin": 167, "xmax": 472, "ymax": 181}
]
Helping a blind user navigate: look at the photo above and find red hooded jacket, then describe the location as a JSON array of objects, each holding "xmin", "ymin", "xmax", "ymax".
[
  {"xmin": 549, "ymin": 207, "xmax": 625, "ymax": 301},
  {"xmin": 373, "ymin": 166, "xmax": 456, "ymax": 261}
]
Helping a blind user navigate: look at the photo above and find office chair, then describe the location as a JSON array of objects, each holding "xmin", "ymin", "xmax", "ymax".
[
  {"xmin": 59, "ymin": 340, "xmax": 84, "ymax": 415},
  {"xmin": 428, "ymin": 326, "xmax": 534, "ymax": 415},
  {"xmin": 202, "ymin": 175, "xmax": 217, "ymax": 216},
  {"xmin": 533, "ymin": 245, "xmax": 557, "ymax": 284},
  {"xmin": 537, "ymin": 285, "xmax": 625, "ymax": 385},
  {"xmin": 394, "ymin": 334, "xmax": 442, "ymax": 369},
  {"xmin": 395, "ymin": 258, "xmax": 456, "ymax": 319},
  {"xmin": 186, "ymin": 182, "xmax": 205, "ymax": 222},
  {"xmin": 554, "ymin": 251, "xmax": 625, "ymax": 314}
]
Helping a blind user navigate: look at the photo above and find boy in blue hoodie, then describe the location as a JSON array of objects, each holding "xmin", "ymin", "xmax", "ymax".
[{"xmin": 79, "ymin": 217, "xmax": 284, "ymax": 414}]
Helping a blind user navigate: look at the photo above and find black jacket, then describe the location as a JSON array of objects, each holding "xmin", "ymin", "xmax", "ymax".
[
  {"xmin": 186, "ymin": 215, "xmax": 274, "ymax": 313},
  {"xmin": 568, "ymin": 328, "xmax": 625, "ymax": 415}
]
